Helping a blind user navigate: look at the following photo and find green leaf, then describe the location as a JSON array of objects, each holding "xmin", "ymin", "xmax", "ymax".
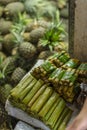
[
  {"xmin": 56, "ymin": 10, "xmax": 60, "ymax": 23},
  {"xmin": 51, "ymin": 42, "xmax": 58, "ymax": 46},
  {"xmin": 39, "ymin": 11, "xmax": 66, "ymax": 52},
  {"xmin": 10, "ymin": 13, "xmax": 31, "ymax": 44},
  {"xmin": 41, "ymin": 40, "xmax": 48, "ymax": 46},
  {"xmin": 0, "ymin": 70, "xmax": 5, "ymax": 79},
  {"xmin": 0, "ymin": 36, "xmax": 3, "ymax": 42},
  {"xmin": 0, "ymin": 57, "xmax": 3, "ymax": 65},
  {"xmin": 49, "ymin": 45, "xmax": 53, "ymax": 51}
]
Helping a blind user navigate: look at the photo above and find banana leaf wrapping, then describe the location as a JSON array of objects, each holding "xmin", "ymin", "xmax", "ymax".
[
  {"xmin": 27, "ymin": 84, "xmax": 53, "ymax": 118},
  {"xmin": 54, "ymin": 84, "xmax": 75, "ymax": 102},
  {"xmin": 58, "ymin": 53, "xmax": 70, "ymax": 64},
  {"xmin": 48, "ymin": 51, "xmax": 65, "ymax": 61},
  {"xmin": 49, "ymin": 68, "xmax": 65, "ymax": 87},
  {"xmin": 63, "ymin": 83, "xmax": 80, "ymax": 103},
  {"xmin": 9, "ymin": 74, "xmax": 34, "ymax": 110},
  {"xmin": 77, "ymin": 63, "xmax": 87, "ymax": 78},
  {"xmin": 22, "ymin": 79, "xmax": 44, "ymax": 105},
  {"xmin": 30, "ymin": 87, "xmax": 53, "ymax": 114},
  {"xmin": 31, "ymin": 61, "xmax": 56, "ymax": 83},
  {"xmin": 9, "ymin": 75, "xmax": 72, "ymax": 129},
  {"xmin": 15, "ymin": 78, "xmax": 37, "ymax": 101},
  {"xmin": 38, "ymin": 92, "xmax": 59, "ymax": 119},
  {"xmin": 46, "ymin": 99, "xmax": 66, "ymax": 129},
  {"xmin": 28, "ymin": 84, "xmax": 47, "ymax": 108},
  {"xmin": 44, "ymin": 98, "xmax": 61, "ymax": 123},
  {"xmin": 48, "ymin": 51, "xmax": 70, "ymax": 67},
  {"xmin": 9, "ymin": 96, "xmax": 27, "ymax": 111},
  {"xmin": 60, "ymin": 68, "xmax": 78, "ymax": 86},
  {"xmin": 57, "ymin": 110, "xmax": 72, "ymax": 130},
  {"xmin": 62, "ymin": 59, "xmax": 80, "ymax": 69},
  {"xmin": 30, "ymin": 54, "xmax": 79, "ymax": 103},
  {"xmin": 10, "ymin": 74, "xmax": 35, "ymax": 100},
  {"xmin": 48, "ymin": 66, "xmax": 79, "ymax": 102},
  {"xmin": 53, "ymin": 107, "xmax": 69, "ymax": 130}
]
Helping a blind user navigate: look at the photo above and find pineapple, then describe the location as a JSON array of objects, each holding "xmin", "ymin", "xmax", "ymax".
[
  {"xmin": 60, "ymin": 7, "xmax": 68, "ymax": 19},
  {"xmin": 0, "ymin": 6, "xmax": 4, "ymax": 17},
  {"xmin": 26, "ymin": 20, "xmax": 39, "ymax": 32},
  {"xmin": 23, "ymin": 32, "xmax": 30, "ymax": 42},
  {"xmin": 18, "ymin": 42, "xmax": 37, "ymax": 59},
  {"xmin": 0, "ymin": 52, "xmax": 6, "ymax": 60},
  {"xmin": 29, "ymin": 27, "xmax": 45, "ymax": 44},
  {"xmin": 16, "ymin": 56, "xmax": 27, "ymax": 69},
  {"xmin": 26, "ymin": 20, "xmax": 50, "ymax": 32},
  {"xmin": 38, "ymin": 13, "xmax": 66, "ymax": 51},
  {"xmin": 40, "ymin": 1, "xmax": 57, "ymax": 20},
  {"xmin": 57, "ymin": 0, "xmax": 67, "ymax": 9},
  {"xmin": 4, "ymin": 2, "xmax": 25, "ymax": 17},
  {"xmin": 54, "ymin": 42, "xmax": 68, "ymax": 52},
  {"xmin": 0, "ymin": 19, "xmax": 12, "ymax": 34},
  {"xmin": 0, "ymin": 56, "xmax": 17, "ymax": 75},
  {"xmin": 0, "ymin": 43, "xmax": 2, "ymax": 51},
  {"xmin": 0, "ymin": 84, "xmax": 12, "ymax": 104},
  {"xmin": 24, "ymin": 0, "xmax": 56, "ymax": 20},
  {"xmin": 0, "ymin": 36, "xmax": 3, "ymax": 51},
  {"xmin": 0, "ymin": 0, "xmax": 17, "ymax": 5},
  {"xmin": 37, "ymin": 39, "xmax": 48, "ymax": 52},
  {"xmin": 11, "ymin": 67, "xmax": 26, "ymax": 85},
  {"xmin": 24, "ymin": 0, "xmax": 43, "ymax": 16},
  {"xmin": 38, "ymin": 51, "xmax": 55, "ymax": 60},
  {"xmin": 3, "ymin": 33, "xmax": 15, "ymax": 54},
  {"xmin": 37, "ymin": 20, "xmax": 51, "ymax": 29},
  {"xmin": 11, "ymin": 47, "xmax": 18, "ymax": 56}
]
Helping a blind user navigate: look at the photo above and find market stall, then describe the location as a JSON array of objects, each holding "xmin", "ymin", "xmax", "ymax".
[{"xmin": 0, "ymin": 0, "xmax": 87, "ymax": 130}]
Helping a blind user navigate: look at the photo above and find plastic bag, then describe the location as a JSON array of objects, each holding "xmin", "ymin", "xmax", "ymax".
[{"xmin": 14, "ymin": 121, "xmax": 35, "ymax": 130}]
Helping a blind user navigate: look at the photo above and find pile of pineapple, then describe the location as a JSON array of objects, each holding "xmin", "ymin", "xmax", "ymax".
[
  {"xmin": 0, "ymin": 0, "xmax": 68, "ymax": 106},
  {"xmin": 9, "ymin": 73, "xmax": 72, "ymax": 130}
]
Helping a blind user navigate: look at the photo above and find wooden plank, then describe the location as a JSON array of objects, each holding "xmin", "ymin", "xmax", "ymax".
[
  {"xmin": 69, "ymin": 0, "xmax": 75, "ymax": 57},
  {"xmin": 74, "ymin": 0, "xmax": 87, "ymax": 61},
  {"xmin": 69, "ymin": 0, "xmax": 87, "ymax": 61}
]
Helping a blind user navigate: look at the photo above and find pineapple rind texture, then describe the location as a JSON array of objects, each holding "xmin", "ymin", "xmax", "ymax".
[
  {"xmin": 0, "ymin": 84, "xmax": 12, "ymax": 104},
  {"xmin": 19, "ymin": 42, "xmax": 37, "ymax": 59},
  {"xmin": 3, "ymin": 33, "xmax": 15, "ymax": 53},
  {"xmin": 0, "ymin": 0, "xmax": 17, "ymax": 5},
  {"xmin": 29, "ymin": 27, "xmax": 45, "ymax": 44},
  {"xmin": 0, "ymin": 20, "xmax": 12, "ymax": 34},
  {"xmin": 11, "ymin": 67, "xmax": 26, "ymax": 84},
  {"xmin": 4, "ymin": 2, "xmax": 25, "ymax": 16}
]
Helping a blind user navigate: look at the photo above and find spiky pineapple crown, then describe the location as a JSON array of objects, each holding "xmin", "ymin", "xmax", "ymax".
[
  {"xmin": 40, "ymin": 11, "xmax": 67, "ymax": 51},
  {"xmin": 10, "ymin": 12, "xmax": 32, "ymax": 45}
]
